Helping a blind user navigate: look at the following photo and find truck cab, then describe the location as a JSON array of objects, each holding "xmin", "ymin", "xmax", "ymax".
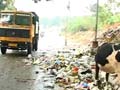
[{"xmin": 0, "ymin": 11, "xmax": 39, "ymax": 55}]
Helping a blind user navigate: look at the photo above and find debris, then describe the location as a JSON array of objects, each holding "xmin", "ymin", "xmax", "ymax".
[
  {"xmin": 32, "ymin": 58, "xmax": 41, "ymax": 65},
  {"xmin": 44, "ymin": 82, "xmax": 55, "ymax": 88},
  {"xmin": 27, "ymin": 54, "xmax": 32, "ymax": 59},
  {"xmin": 23, "ymin": 47, "xmax": 120, "ymax": 90},
  {"xmin": 101, "ymin": 26, "xmax": 120, "ymax": 43},
  {"xmin": 35, "ymin": 71, "xmax": 39, "ymax": 74}
]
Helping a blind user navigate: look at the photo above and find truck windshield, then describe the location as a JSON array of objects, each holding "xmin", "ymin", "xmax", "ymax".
[
  {"xmin": 0, "ymin": 13, "xmax": 14, "ymax": 24},
  {"xmin": 0, "ymin": 12, "xmax": 31, "ymax": 26},
  {"xmin": 15, "ymin": 14, "xmax": 31, "ymax": 26}
]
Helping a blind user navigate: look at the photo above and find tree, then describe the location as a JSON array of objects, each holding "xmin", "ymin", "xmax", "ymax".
[
  {"xmin": 99, "ymin": 5, "xmax": 113, "ymax": 25},
  {"xmin": 0, "ymin": 0, "xmax": 15, "ymax": 11},
  {"xmin": 89, "ymin": 0, "xmax": 120, "ymax": 28},
  {"xmin": 0, "ymin": 0, "xmax": 6, "ymax": 10}
]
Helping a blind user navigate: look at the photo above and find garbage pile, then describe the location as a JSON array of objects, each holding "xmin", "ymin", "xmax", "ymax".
[
  {"xmin": 102, "ymin": 26, "xmax": 120, "ymax": 43},
  {"xmin": 23, "ymin": 47, "xmax": 119, "ymax": 90}
]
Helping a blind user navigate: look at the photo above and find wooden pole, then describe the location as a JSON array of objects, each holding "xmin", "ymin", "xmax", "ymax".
[{"xmin": 92, "ymin": 0, "xmax": 99, "ymax": 48}]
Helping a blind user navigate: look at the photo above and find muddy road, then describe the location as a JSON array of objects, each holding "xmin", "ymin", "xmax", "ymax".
[
  {"xmin": 0, "ymin": 51, "xmax": 40, "ymax": 90},
  {"xmin": 0, "ymin": 50, "xmax": 64, "ymax": 90}
]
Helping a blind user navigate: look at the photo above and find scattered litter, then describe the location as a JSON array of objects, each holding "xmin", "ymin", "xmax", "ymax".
[
  {"xmin": 44, "ymin": 81, "xmax": 55, "ymax": 88},
  {"xmin": 35, "ymin": 71, "xmax": 39, "ymax": 74},
  {"xmin": 22, "ymin": 47, "xmax": 120, "ymax": 90}
]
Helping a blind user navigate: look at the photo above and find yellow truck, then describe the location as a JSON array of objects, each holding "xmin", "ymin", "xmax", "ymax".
[{"xmin": 0, "ymin": 11, "xmax": 39, "ymax": 55}]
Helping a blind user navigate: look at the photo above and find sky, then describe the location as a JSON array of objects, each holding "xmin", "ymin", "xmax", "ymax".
[{"xmin": 14, "ymin": 0, "xmax": 106, "ymax": 18}]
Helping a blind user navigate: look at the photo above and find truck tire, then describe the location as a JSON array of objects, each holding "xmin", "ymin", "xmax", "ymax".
[
  {"xmin": 1, "ymin": 47, "xmax": 7, "ymax": 54},
  {"xmin": 27, "ymin": 43, "xmax": 32, "ymax": 55}
]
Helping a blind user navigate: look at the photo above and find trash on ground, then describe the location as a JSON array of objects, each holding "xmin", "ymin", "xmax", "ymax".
[{"xmin": 22, "ymin": 47, "xmax": 120, "ymax": 90}]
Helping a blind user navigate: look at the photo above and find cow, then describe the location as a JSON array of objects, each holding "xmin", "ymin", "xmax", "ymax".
[{"xmin": 95, "ymin": 43, "xmax": 120, "ymax": 88}]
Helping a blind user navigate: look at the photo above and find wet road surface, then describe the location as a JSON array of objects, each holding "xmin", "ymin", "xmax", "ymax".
[{"xmin": 0, "ymin": 50, "xmax": 63, "ymax": 90}]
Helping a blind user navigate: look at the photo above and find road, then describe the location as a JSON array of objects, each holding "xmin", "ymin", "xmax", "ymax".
[
  {"xmin": 0, "ymin": 50, "xmax": 65, "ymax": 90},
  {"xmin": 0, "ymin": 51, "xmax": 40, "ymax": 90}
]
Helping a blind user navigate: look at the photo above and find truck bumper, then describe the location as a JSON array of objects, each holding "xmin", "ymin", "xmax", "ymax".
[{"xmin": 0, "ymin": 41, "xmax": 29, "ymax": 50}]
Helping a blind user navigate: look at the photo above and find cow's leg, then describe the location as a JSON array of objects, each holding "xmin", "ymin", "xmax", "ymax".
[
  {"xmin": 95, "ymin": 63, "xmax": 102, "ymax": 87},
  {"xmin": 105, "ymin": 73, "xmax": 110, "ymax": 89},
  {"xmin": 106, "ymin": 73, "xmax": 109, "ymax": 82},
  {"xmin": 95, "ymin": 63, "xmax": 105, "ymax": 89},
  {"xmin": 95, "ymin": 63, "xmax": 99, "ymax": 80}
]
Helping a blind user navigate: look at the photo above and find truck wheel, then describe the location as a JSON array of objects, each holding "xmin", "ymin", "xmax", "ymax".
[
  {"xmin": 1, "ymin": 47, "xmax": 7, "ymax": 54},
  {"xmin": 27, "ymin": 43, "xmax": 32, "ymax": 55}
]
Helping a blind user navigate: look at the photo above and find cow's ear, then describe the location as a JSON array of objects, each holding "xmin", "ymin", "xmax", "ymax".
[{"xmin": 115, "ymin": 51, "xmax": 120, "ymax": 62}]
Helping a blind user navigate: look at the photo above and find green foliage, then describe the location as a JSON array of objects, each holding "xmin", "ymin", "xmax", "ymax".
[
  {"xmin": 66, "ymin": 16, "xmax": 95, "ymax": 33},
  {"xmin": 65, "ymin": 0, "xmax": 120, "ymax": 33},
  {"xmin": 107, "ymin": 14, "xmax": 120, "ymax": 24},
  {"xmin": 98, "ymin": 5, "xmax": 113, "ymax": 25},
  {"xmin": 0, "ymin": 0, "xmax": 15, "ymax": 11},
  {"xmin": 90, "ymin": 0, "xmax": 120, "ymax": 29}
]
